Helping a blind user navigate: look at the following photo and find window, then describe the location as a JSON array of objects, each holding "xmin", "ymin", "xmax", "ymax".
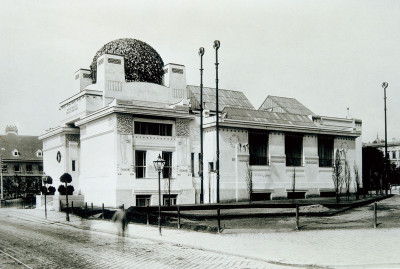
[
  {"xmin": 198, "ymin": 153, "xmax": 202, "ymax": 176},
  {"xmin": 26, "ymin": 164, "xmax": 32, "ymax": 173},
  {"xmin": 12, "ymin": 149, "xmax": 20, "ymax": 156},
  {"xmin": 285, "ymin": 133, "xmax": 303, "ymax": 166},
  {"xmin": 249, "ymin": 131, "xmax": 269, "ymax": 165},
  {"xmin": 36, "ymin": 150, "xmax": 42, "ymax": 157},
  {"xmin": 392, "ymin": 151, "xmax": 396, "ymax": 159},
  {"xmin": 39, "ymin": 165, "xmax": 43, "ymax": 172},
  {"xmin": 1, "ymin": 165, "xmax": 7, "ymax": 173},
  {"xmin": 134, "ymin": 122, "xmax": 172, "ymax": 136},
  {"xmin": 135, "ymin": 151, "xmax": 146, "ymax": 178},
  {"xmin": 162, "ymin": 151, "xmax": 172, "ymax": 178},
  {"xmin": 14, "ymin": 165, "xmax": 21, "ymax": 172},
  {"xmin": 72, "ymin": 160, "xmax": 76, "ymax": 171},
  {"xmin": 191, "ymin": 153, "xmax": 195, "ymax": 176},
  {"xmin": 136, "ymin": 195, "xmax": 151, "ymax": 206},
  {"xmin": 318, "ymin": 136, "xmax": 334, "ymax": 167},
  {"xmin": 163, "ymin": 194, "xmax": 177, "ymax": 206}
]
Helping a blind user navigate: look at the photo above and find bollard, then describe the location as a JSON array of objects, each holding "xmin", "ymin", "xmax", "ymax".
[
  {"xmin": 85, "ymin": 202, "xmax": 88, "ymax": 218},
  {"xmin": 296, "ymin": 205, "xmax": 299, "ymax": 230},
  {"xmin": 91, "ymin": 202, "xmax": 93, "ymax": 217},
  {"xmin": 177, "ymin": 206, "xmax": 181, "ymax": 229},
  {"xmin": 146, "ymin": 205, "xmax": 150, "ymax": 226},
  {"xmin": 374, "ymin": 202, "xmax": 377, "ymax": 228},
  {"xmin": 217, "ymin": 208, "xmax": 221, "ymax": 233},
  {"xmin": 102, "ymin": 203, "xmax": 105, "ymax": 220}
]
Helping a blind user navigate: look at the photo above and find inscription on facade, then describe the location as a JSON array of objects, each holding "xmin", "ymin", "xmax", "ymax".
[
  {"xmin": 108, "ymin": 58, "xmax": 121, "ymax": 64},
  {"xmin": 172, "ymin": 68, "xmax": 183, "ymax": 74},
  {"xmin": 66, "ymin": 104, "xmax": 79, "ymax": 114}
]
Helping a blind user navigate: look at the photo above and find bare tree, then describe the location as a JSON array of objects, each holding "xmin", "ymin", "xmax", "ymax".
[
  {"xmin": 332, "ymin": 149, "xmax": 344, "ymax": 203},
  {"xmin": 344, "ymin": 159, "xmax": 351, "ymax": 201},
  {"xmin": 245, "ymin": 161, "xmax": 253, "ymax": 203},
  {"xmin": 354, "ymin": 162, "xmax": 361, "ymax": 200}
]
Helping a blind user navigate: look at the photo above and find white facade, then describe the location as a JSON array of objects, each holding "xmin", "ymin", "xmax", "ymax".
[{"xmin": 40, "ymin": 47, "xmax": 363, "ymax": 208}]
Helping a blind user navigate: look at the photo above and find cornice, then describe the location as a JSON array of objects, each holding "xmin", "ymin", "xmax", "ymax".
[{"xmin": 39, "ymin": 127, "xmax": 80, "ymax": 140}]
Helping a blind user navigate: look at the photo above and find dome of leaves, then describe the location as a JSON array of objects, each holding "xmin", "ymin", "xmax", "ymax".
[{"xmin": 90, "ymin": 38, "xmax": 164, "ymax": 84}]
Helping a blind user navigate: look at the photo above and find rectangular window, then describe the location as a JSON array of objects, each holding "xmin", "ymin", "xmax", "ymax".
[
  {"xmin": 249, "ymin": 131, "xmax": 269, "ymax": 165},
  {"xmin": 392, "ymin": 151, "xmax": 396, "ymax": 159},
  {"xmin": 318, "ymin": 136, "xmax": 334, "ymax": 167},
  {"xmin": 14, "ymin": 165, "xmax": 21, "ymax": 172},
  {"xmin": 134, "ymin": 121, "xmax": 172, "ymax": 136},
  {"xmin": 285, "ymin": 133, "xmax": 303, "ymax": 166},
  {"xmin": 135, "ymin": 151, "xmax": 146, "ymax": 178},
  {"xmin": 1, "ymin": 165, "xmax": 7, "ymax": 173},
  {"xmin": 191, "ymin": 153, "xmax": 195, "ymax": 176},
  {"xmin": 72, "ymin": 160, "xmax": 76, "ymax": 171},
  {"xmin": 26, "ymin": 164, "xmax": 32, "ymax": 172},
  {"xmin": 136, "ymin": 195, "xmax": 151, "ymax": 206},
  {"xmin": 163, "ymin": 194, "xmax": 177, "ymax": 206},
  {"xmin": 162, "ymin": 151, "xmax": 172, "ymax": 179},
  {"xmin": 39, "ymin": 165, "xmax": 43, "ymax": 172}
]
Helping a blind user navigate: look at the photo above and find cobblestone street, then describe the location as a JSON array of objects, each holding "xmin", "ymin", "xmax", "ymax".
[{"xmin": 0, "ymin": 211, "xmax": 284, "ymax": 269}]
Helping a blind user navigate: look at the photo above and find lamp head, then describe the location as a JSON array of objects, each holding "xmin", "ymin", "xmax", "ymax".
[
  {"xmin": 153, "ymin": 154, "xmax": 165, "ymax": 171},
  {"xmin": 213, "ymin": 40, "xmax": 220, "ymax": 50},
  {"xmin": 382, "ymin": 82, "xmax": 388, "ymax": 89},
  {"xmin": 198, "ymin": 47, "xmax": 205, "ymax": 56}
]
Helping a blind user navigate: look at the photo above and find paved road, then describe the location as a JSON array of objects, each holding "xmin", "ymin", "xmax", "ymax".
[{"xmin": 0, "ymin": 211, "xmax": 287, "ymax": 269}]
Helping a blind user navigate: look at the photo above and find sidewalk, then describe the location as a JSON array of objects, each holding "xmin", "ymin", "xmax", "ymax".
[{"xmin": 7, "ymin": 207, "xmax": 400, "ymax": 269}]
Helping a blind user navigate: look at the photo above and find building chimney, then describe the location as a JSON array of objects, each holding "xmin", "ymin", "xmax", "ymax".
[{"xmin": 5, "ymin": 125, "xmax": 18, "ymax": 135}]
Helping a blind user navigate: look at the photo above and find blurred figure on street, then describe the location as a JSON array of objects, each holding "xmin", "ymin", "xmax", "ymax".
[{"xmin": 112, "ymin": 205, "xmax": 128, "ymax": 236}]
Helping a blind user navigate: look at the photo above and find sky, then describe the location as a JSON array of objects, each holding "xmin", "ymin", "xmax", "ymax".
[{"xmin": 0, "ymin": 0, "xmax": 399, "ymax": 143}]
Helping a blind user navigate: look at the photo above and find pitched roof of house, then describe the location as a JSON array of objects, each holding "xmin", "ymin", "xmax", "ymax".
[
  {"xmin": 223, "ymin": 107, "xmax": 316, "ymax": 128},
  {"xmin": 187, "ymin": 85, "xmax": 255, "ymax": 112},
  {"xmin": 259, "ymin": 96, "xmax": 315, "ymax": 116},
  {"xmin": 0, "ymin": 133, "xmax": 43, "ymax": 161}
]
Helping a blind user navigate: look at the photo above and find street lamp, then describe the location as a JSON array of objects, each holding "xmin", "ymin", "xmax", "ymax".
[
  {"xmin": 382, "ymin": 82, "xmax": 389, "ymax": 194},
  {"xmin": 153, "ymin": 154, "xmax": 165, "ymax": 235},
  {"xmin": 213, "ymin": 40, "xmax": 220, "ymax": 203},
  {"xmin": 199, "ymin": 47, "xmax": 205, "ymax": 204},
  {"xmin": 41, "ymin": 173, "xmax": 53, "ymax": 219}
]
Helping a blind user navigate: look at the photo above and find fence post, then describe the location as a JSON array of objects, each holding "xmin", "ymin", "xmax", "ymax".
[
  {"xmin": 146, "ymin": 205, "xmax": 149, "ymax": 226},
  {"xmin": 102, "ymin": 203, "xmax": 105, "ymax": 220},
  {"xmin": 85, "ymin": 202, "xmax": 88, "ymax": 218},
  {"xmin": 30, "ymin": 198, "xmax": 33, "ymax": 209},
  {"xmin": 59, "ymin": 199, "xmax": 62, "ymax": 211},
  {"xmin": 122, "ymin": 204, "xmax": 124, "ymax": 211},
  {"xmin": 91, "ymin": 202, "xmax": 93, "ymax": 217},
  {"xmin": 217, "ymin": 208, "xmax": 221, "ymax": 233},
  {"xmin": 177, "ymin": 206, "xmax": 181, "ymax": 229},
  {"xmin": 71, "ymin": 201, "xmax": 74, "ymax": 214},
  {"xmin": 296, "ymin": 205, "xmax": 299, "ymax": 230},
  {"xmin": 374, "ymin": 202, "xmax": 377, "ymax": 228}
]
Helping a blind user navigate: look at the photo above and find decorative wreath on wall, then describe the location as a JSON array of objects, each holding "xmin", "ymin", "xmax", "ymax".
[
  {"xmin": 90, "ymin": 38, "xmax": 165, "ymax": 85},
  {"xmin": 56, "ymin": 151, "xmax": 61, "ymax": 163}
]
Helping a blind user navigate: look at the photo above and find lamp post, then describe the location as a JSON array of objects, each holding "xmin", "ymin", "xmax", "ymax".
[
  {"xmin": 213, "ymin": 40, "xmax": 220, "ymax": 203},
  {"xmin": 153, "ymin": 154, "xmax": 165, "ymax": 235},
  {"xmin": 382, "ymin": 82, "xmax": 389, "ymax": 194},
  {"xmin": 0, "ymin": 155, "xmax": 3, "ymax": 201},
  {"xmin": 199, "ymin": 47, "xmax": 205, "ymax": 204}
]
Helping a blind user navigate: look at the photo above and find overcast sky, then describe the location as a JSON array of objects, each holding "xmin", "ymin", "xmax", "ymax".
[{"xmin": 1, "ymin": 0, "xmax": 399, "ymax": 142}]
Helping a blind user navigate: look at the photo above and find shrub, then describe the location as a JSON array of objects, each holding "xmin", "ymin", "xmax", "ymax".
[
  {"xmin": 48, "ymin": 186, "xmax": 56, "ymax": 195},
  {"xmin": 57, "ymin": 185, "xmax": 74, "ymax": 195}
]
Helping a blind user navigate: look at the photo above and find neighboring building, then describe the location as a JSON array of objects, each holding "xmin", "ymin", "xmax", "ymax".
[
  {"xmin": 363, "ymin": 135, "xmax": 400, "ymax": 167},
  {"xmin": 40, "ymin": 38, "xmax": 362, "ymax": 207},
  {"xmin": 0, "ymin": 125, "xmax": 43, "ymax": 199}
]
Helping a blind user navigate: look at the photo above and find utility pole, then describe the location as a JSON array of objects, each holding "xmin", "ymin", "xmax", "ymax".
[
  {"xmin": 214, "ymin": 40, "xmax": 220, "ymax": 203},
  {"xmin": 199, "ymin": 47, "xmax": 205, "ymax": 204},
  {"xmin": 0, "ymin": 155, "xmax": 3, "ymax": 201},
  {"xmin": 382, "ymin": 82, "xmax": 389, "ymax": 194}
]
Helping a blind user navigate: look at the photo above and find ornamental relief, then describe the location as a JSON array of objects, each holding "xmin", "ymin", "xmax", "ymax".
[
  {"xmin": 176, "ymin": 119, "xmax": 190, "ymax": 137},
  {"xmin": 117, "ymin": 114, "xmax": 133, "ymax": 134},
  {"xmin": 65, "ymin": 134, "xmax": 80, "ymax": 147}
]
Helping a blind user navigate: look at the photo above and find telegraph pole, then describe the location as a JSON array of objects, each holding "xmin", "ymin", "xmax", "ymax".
[
  {"xmin": 214, "ymin": 40, "xmax": 220, "ymax": 203},
  {"xmin": 199, "ymin": 47, "xmax": 205, "ymax": 204}
]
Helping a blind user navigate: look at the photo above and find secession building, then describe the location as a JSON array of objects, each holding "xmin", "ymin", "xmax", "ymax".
[{"xmin": 40, "ymin": 38, "xmax": 362, "ymax": 207}]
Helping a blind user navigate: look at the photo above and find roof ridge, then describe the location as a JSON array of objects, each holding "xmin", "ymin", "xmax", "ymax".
[{"xmin": 187, "ymin": 85, "xmax": 244, "ymax": 94}]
